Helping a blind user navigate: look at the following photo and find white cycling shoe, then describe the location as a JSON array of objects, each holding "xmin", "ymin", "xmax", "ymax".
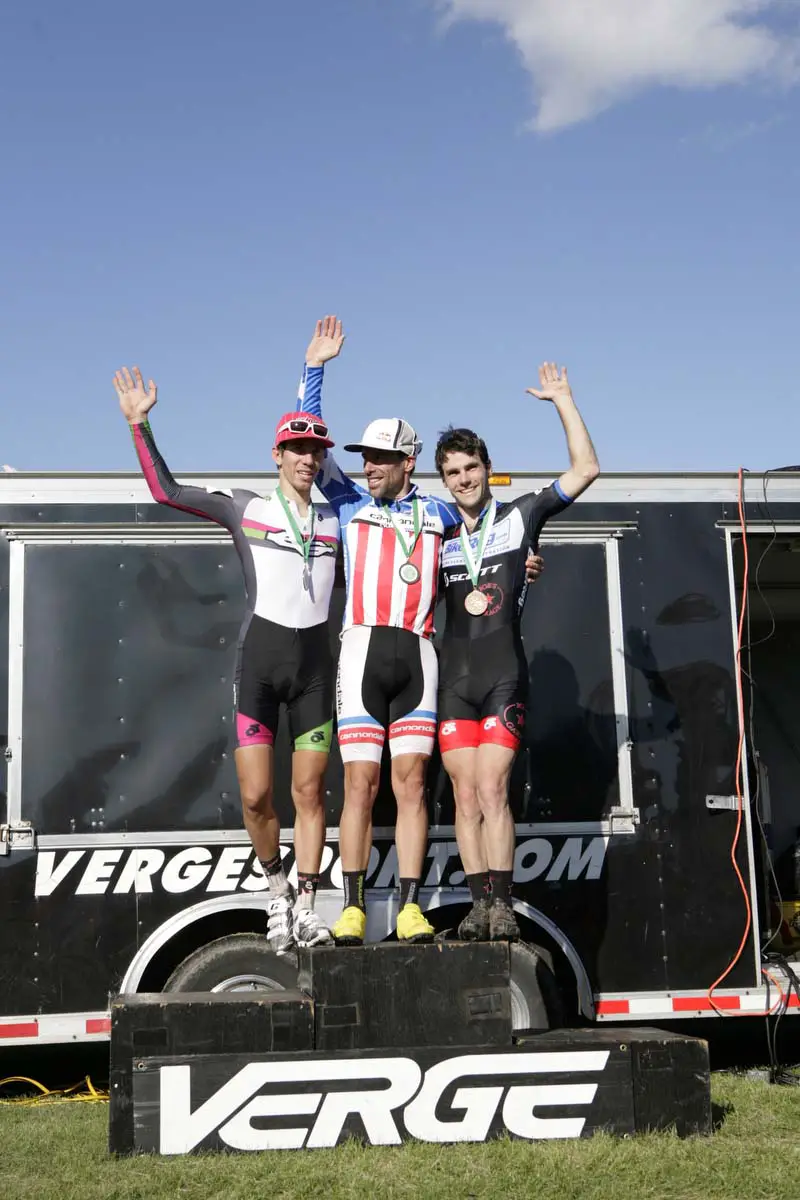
[
  {"xmin": 293, "ymin": 905, "xmax": 333, "ymax": 948},
  {"xmin": 266, "ymin": 894, "xmax": 296, "ymax": 955}
]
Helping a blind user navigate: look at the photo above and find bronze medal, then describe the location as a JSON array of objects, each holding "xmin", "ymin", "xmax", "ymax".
[{"xmin": 464, "ymin": 588, "xmax": 489, "ymax": 616}]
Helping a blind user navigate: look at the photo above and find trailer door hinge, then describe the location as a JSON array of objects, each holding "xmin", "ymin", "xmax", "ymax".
[
  {"xmin": 0, "ymin": 821, "xmax": 35, "ymax": 855},
  {"xmin": 608, "ymin": 807, "xmax": 640, "ymax": 834},
  {"xmin": 706, "ymin": 794, "xmax": 739, "ymax": 812}
]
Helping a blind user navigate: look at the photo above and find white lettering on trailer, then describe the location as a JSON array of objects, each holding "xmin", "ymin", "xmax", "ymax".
[
  {"xmin": 32, "ymin": 836, "xmax": 609, "ymax": 897},
  {"xmin": 160, "ymin": 847, "xmax": 214, "ymax": 893},
  {"xmin": 158, "ymin": 1051, "xmax": 609, "ymax": 1152},
  {"xmin": 34, "ymin": 850, "xmax": 85, "ymax": 897},
  {"xmin": 548, "ymin": 838, "xmax": 607, "ymax": 882},
  {"xmin": 75, "ymin": 849, "xmax": 124, "ymax": 895},
  {"xmin": 207, "ymin": 848, "xmax": 252, "ymax": 893},
  {"xmin": 113, "ymin": 849, "xmax": 166, "ymax": 894}
]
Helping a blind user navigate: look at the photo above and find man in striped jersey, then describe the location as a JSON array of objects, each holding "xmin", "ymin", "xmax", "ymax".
[{"xmin": 299, "ymin": 317, "xmax": 458, "ymax": 945}]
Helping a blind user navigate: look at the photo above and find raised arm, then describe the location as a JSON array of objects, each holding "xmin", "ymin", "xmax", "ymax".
[
  {"xmin": 298, "ymin": 315, "xmax": 345, "ymax": 418},
  {"xmin": 526, "ymin": 363, "xmax": 599, "ymax": 501},
  {"xmin": 295, "ymin": 316, "xmax": 367, "ymax": 510},
  {"xmin": 114, "ymin": 366, "xmax": 241, "ymax": 529}
]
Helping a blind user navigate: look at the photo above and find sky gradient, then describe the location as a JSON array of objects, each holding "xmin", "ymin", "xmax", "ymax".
[{"xmin": 2, "ymin": 1, "xmax": 798, "ymax": 474}]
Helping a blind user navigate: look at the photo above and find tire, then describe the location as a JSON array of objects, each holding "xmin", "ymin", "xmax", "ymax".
[
  {"xmin": 163, "ymin": 933, "xmax": 300, "ymax": 994},
  {"xmin": 509, "ymin": 942, "xmax": 564, "ymax": 1031}
]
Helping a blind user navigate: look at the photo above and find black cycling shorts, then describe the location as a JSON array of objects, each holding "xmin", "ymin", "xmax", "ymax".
[
  {"xmin": 234, "ymin": 615, "xmax": 333, "ymax": 751},
  {"xmin": 437, "ymin": 628, "xmax": 528, "ymax": 752}
]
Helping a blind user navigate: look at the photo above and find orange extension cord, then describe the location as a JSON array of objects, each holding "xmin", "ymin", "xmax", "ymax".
[{"xmin": 706, "ymin": 467, "xmax": 784, "ymax": 1016}]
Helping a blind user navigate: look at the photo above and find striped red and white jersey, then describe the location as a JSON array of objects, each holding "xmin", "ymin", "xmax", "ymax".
[
  {"xmin": 339, "ymin": 493, "xmax": 447, "ymax": 638},
  {"xmin": 299, "ymin": 363, "xmax": 458, "ymax": 639},
  {"xmin": 315, "ymin": 450, "xmax": 456, "ymax": 639}
]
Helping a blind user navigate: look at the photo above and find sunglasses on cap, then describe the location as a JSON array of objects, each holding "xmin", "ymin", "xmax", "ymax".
[{"xmin": 277, "ymin": 417, "xmax": 330, "ymax": 438}]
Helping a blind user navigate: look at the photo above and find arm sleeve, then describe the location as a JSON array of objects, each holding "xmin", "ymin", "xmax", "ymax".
[
  {"xmin": 295, "ymin": 361, "xmax": 368, "ymax": 509},
  {"xmin": 425, "ymin": 494, "xmax": 460, "ymax": 526},
  {"xmin": 297, "ymin": 364, "xmax": 324, "ymax": 417},
  {"xmin": 519, "ymin": 482, "xmax": 573, "ymax": 547},
  {"xmin": 130, "ymin": 420, "xmax": 240, "ymax": 530}
]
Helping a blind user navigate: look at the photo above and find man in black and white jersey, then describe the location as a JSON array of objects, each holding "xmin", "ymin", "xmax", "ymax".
[
  {"xmin": 113, "ymin": 325, "xmax": 345, "ymax": 953},
  {"xmin": 435, "ymin": 363, "xmax": 599, "ymax": 941}
]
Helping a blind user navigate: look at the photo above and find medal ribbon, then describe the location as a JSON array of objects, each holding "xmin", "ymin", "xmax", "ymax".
[
  {"xmin": 383, "ymin": 497, "xmax": 422, "ymax": 564},
  {"xmin": 276, "ymin": 488, "xmax": 315, "ymax": 568},
  {"xmin": 459, "ymin": 499, "xmax": 497, "ymax": 588}
]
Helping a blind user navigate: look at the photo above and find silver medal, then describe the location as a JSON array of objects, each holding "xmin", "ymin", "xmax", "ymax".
[
  {"xmin": 464, "ymin": 588, "xmax": 489, "ymax": 616},
  {"xmin": 398, "ymin": 561, "xmax": 421, "ymax": 585},
  {"xmin": 302, "ymin": 564, "xmax": 311, "ymax": 591}
]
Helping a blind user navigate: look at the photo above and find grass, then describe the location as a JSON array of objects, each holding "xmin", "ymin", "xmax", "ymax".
[{"xmin": 1, "ymin": 1074, "xmax": 800, "ymax": 1200}]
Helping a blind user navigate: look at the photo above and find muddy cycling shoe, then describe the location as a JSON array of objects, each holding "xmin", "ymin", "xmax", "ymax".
[
  {"xmin": 396, "ymin": 903, "xmax": 435, "ymax": 943},
  {"xmin": 332, "ymin": 905, "xmax": 366, "ymax": 946},
  {"xmin": 266, "ymin": 893, "xmax": 296, "ymax": 955},
  {"xmin": 293, "ymin": 906, "xmax": 333, "ymax": 948},
  {"xmin": 489, "ymin": 899, "xmax": 520, "ymax": 942},
  {"xmin": 458, "ymin": 898, "xmax": 491, "ymax": 941}
]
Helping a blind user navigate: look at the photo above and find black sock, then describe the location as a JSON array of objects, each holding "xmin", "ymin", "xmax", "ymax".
[
  {"xmin": 467, "ymin": 872, "xmax": 491, "ymax": 904},
  {"xmin": 259, "ymin": 854, "xmax": 291, "ymax": 897},
  {"xmin": 343, "ymin": 870, "xmax": 366, "ymax": 913},
  {"xmin": 399, "ymin": 878, "xmax": 420, "ymax": 908},
  {"xmin": 296, "ymin": 872, "xmax": 320, "ymax": 911},
  {"xmin": 489, "ymin": 869, "xmax": 513, "ymax": 905}
]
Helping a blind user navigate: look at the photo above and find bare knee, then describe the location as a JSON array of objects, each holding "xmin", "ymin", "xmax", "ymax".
[
  {"xmin": 240, "ymin": 785, "xmax": 274, "ymax": 823},
  {"xmin": 476, "ymin": 773, "xmax": 511, "ymax": 818},
  {"xmin": 453, "ymin": 779, "xmax": 481, "ymax": 824},
  {"xmin": 291, "ymin": 769, "xmax": 325, "ymax": 815},
  {"xmin": 392, "ymin": 756, "xmax": 428, "ymax": 809},
  {"xmin": 344, "ymin": 763, "xmax": 380, "ymax": 814}
]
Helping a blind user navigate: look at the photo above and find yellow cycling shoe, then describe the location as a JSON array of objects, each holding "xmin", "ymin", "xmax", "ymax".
[
  {"xmin": 396, "ymin": 903, "xmax": 435, "ymax": 943},
  {"xmin": 332, "ymin": 906, "xmax": 366, "ymax": 946}
]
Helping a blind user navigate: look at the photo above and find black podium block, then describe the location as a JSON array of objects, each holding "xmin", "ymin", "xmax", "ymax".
[
  {"xmin": 109, "ymin": 990, "xmax": 314, "ymax": 1155},
  {"xmin": 298, "ymin": 941, "xmax": 512, "ymax": 1050},
  {"xmin": 124, "ymin": 1027, "xmax": 711, "ymax": 1154}
]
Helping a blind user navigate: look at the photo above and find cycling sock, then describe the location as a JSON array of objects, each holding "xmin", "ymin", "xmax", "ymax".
[
  {"xmin": 343, "ymin": 870, "xmax": 366, "ymax": 913},
  {"xmin": 296, "ymin": 872, "xmax": 320, "ymax": 911},
  {"xmin": 260, "ymin": 854, "xmax": 291, "ymax": 898},
  {"xmin": 399, "ymin": 878, "xmax": 420, "ymax": 908},
  {"xmin": 466, "ymin": 871, "xmax": 491, "ymax": 903},
  {"xmin": 489, "ymin": 869, "xmax": 513, "ymax": 904}
]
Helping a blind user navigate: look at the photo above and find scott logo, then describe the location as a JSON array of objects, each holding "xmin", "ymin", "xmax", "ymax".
[{"xmin": 153, "ymin": 1050, "xmax": 610, "ymax": 1152}]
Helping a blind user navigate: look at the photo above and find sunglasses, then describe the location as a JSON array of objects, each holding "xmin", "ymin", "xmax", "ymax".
[{"xmin": 278, "ymin": 418, "xmax": 329, "ymax": 438}]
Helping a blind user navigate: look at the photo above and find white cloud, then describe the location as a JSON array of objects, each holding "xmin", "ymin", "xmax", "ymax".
[{"xmin": 434, "ymin": 0, "xmax": 800, "ymax": 130}]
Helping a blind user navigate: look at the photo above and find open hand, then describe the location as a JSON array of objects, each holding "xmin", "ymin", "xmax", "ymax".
[
  {"xmin": 306, "ymin": 315, "xmax": 345, "ymax": 367},
  {"xmin": 526, "ymin": 363, "xmax": 572, "ymax": 405},
  {"xmin": 114, "ymin": 366, "xmax": 157, "ymax": 424}
]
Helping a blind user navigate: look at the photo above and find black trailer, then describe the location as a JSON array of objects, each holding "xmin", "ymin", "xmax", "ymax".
[{"xmin": 1, "ymin": 467, "xmax": 799, "ymax": 1047}]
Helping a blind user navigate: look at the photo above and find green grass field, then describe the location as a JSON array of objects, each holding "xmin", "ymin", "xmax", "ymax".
[{"xmin": 1, "ymin": 1073, "xmax": 799, "ymax": 1200}]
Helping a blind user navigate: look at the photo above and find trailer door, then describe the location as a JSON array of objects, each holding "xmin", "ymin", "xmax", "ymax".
[
  {"xmin": 429, "ymin": 525, "xmax": 635, "ymax": 834},
  {"xmin": 6, "ymin": 525, "xmax": 250, "ymax": 837}
]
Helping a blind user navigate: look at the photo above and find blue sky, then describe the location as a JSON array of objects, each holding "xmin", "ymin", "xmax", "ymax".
[{"xmin": 2, "ymin": 0, "xmax": 798, "ymax": 474}]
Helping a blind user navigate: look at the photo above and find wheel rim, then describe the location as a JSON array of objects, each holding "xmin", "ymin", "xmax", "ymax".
[
  {"xmin": 509, "ymin": 977, "xmax": 531, "ymax": 1031},
  {"xmin": 210, "ymin": 973, "xmax": 286, "ymax": 993}
]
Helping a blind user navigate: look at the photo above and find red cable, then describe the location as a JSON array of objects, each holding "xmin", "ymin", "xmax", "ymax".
[{"xmin": 707, "ymin": 467, "xmax": 755, "ymax": 1014}]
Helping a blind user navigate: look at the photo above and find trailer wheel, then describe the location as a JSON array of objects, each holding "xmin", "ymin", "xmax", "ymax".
[
  {"xmin": 163, "ymin": 933, "xmax": 299, "ymax": 994},
  {"xmin": 509, "ymin": 942, "xmax": 564, "ymax": 1031}
]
